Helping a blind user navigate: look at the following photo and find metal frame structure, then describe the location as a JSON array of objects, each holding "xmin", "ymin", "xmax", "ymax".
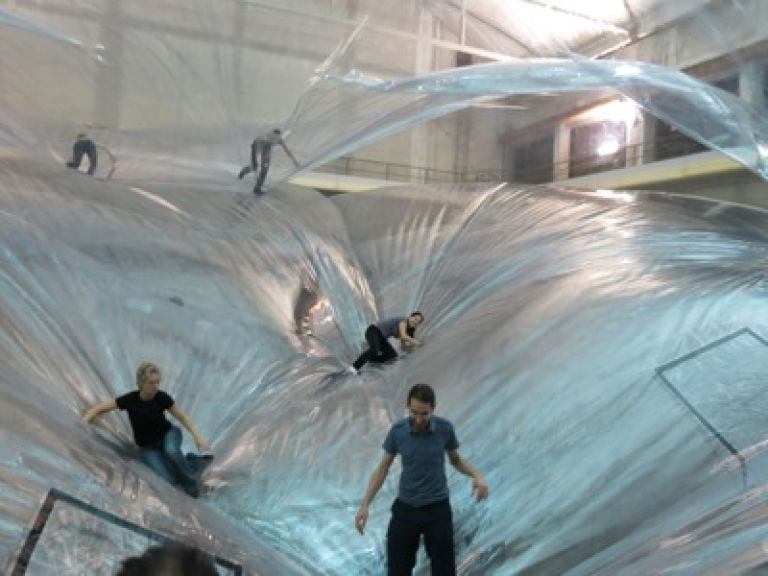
[
  {"xmin": 10, "ymin": 488, "xmax": 243, "ymax": 576},
  {"xmin": 655, "ymin": 327, "xmax": 768, "ymax": 487}
]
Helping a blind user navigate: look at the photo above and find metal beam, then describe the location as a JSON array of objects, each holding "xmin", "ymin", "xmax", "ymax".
[
  {"xmin": 593, "ymin": 0, "xmax": 728, "ymax": 59},
  {"xmin": 241, "ymin": 0, "xmax": 516, "ymax": 62}
]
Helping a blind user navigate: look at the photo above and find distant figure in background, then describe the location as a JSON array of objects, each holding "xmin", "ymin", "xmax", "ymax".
[
  {"xmin": 349, "ymin": 312, "xmax": 424, "ymax": 374},
  {"xmin": 66, "ymin": 133, "xmax": 98, "ymax": 175},
  {"xmin": 82, "ymin": 362, "xmax": 212, "ymax": 498},
  {"xmin": 237, "ymin": 128, "xmax": 298, "ymax": 194},
  {"xmin": 116, "ymin": 543, "xmax": 218, "ymax": 576}
]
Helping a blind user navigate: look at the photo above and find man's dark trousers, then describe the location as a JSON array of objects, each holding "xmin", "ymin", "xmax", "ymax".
[{"xmin": 386, "ymin": 498, "xmax": 455, "ymax": 576}]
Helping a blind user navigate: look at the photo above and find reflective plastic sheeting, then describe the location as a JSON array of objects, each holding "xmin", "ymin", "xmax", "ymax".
[
  {"xmin": 4, "ymin": 1, "xmax": 768, "ymax": 575},
  {"xmin": 4, "ymin": 150, "xmax": 768, "ymax": 573},
  {"xmin": 280, "ymin": 53, "xmax": 768, "ymax": 187}
]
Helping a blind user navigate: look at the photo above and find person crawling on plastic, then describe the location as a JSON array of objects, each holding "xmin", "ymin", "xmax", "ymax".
[
  {"xmin": 82, "ymin": 362, "xmax": 212, "ymax": 497},
  {"xmin": 66, "ymin": 133, "xmax": 98, "ymax": 176},
  {"xmin": 349, "ymin": 312, "xmax": 424, "ymax": 374}
]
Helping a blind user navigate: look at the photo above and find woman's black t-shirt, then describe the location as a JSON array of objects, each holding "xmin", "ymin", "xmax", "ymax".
[{"xmin": 115, "ymin": 390, "xmax": 174, "ymax": 447}]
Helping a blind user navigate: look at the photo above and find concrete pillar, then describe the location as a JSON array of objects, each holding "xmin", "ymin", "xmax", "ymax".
[
  {"xmin": 94, "ymin": 0, "xmax": 123, "ymax": 129},
  {"xmin": 233, "ymin": 1, "xmax": 246, "ymax": 118},
  {"xmin": 553, "ymin": 123, "xmax": 571, "ymax": 181},
  {"xmin": 625, "ymin": 110, "xmax": 644, "ymax": 167},
  {"xmin": 641, "ymin": 113, "xmax": 657, "ymax": 164},
  {"xmin": 411, "ymin": 8, "xmax": 434, "ymax": 183}
]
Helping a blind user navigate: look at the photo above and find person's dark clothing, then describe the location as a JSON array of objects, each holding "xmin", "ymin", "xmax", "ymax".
[
  {"xmin": 383, "ymin": 416, "xmax": 459, "ymax": 506},
  {"xmin": 66, "ymin": 138, "xmax": 98, "ymax": 175},
  {"xmin": 252, "ymin": 138, "xmax": 273, "ymax": 193},
  {"xmin": 115, "ymin": 391, "xmax": 205, "ymax": 497},
  {"xmin": 115, "ymin": 390, "xmax": 174, "ymax": 447},
  {"xmin": 383, "ymin": 415, "xmax": 460, "ymax": 575},
  {"xmin": 377, "ymin": 317, "xmax": 404, "ymax": 339},
  {"xmin": 238, "ymin": 133, "xmax": 282, "ymax": 194},
  {"xmin": 353, "ymin": 324, "xmax": 399, "ymax": 371},
  {"xmin": 387, "ymin": 498, "xmax": 455, "ymax": 576}
]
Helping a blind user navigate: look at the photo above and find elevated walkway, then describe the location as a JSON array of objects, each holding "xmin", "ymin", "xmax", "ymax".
[
  {"xmin": 302, "ymin": 150, "xmax": 768, "ymax": 210},
  {"xmin": 558, "ymin": 150, "xmax": 768, "ymax": 209},
  {"xmin": 290, "ymin": 170, "xmax": 399, "ymax": 193}
]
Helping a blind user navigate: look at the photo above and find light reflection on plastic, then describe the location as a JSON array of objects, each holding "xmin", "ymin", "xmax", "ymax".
[
  {"xmin": 592, "ymin": 189, "xmax": 635, "ymax": 203},
  {"xmin": 590, "ymin": 99, "xmax": 637, "ymax": 125}
]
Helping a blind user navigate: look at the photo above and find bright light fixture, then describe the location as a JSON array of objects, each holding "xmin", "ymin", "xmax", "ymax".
[
  {"xmin": 594, "ymin": 99, "xmax": 637, "ymax": 124},
  {"xmin": 597, "ymin": 135, "xmax": 620, "ymax": 157}
]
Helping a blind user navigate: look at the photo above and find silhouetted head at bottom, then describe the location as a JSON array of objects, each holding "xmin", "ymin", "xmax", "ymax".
[{"xmin": 115, "ymin": 543, "xmax": 217, "ymax": 576}]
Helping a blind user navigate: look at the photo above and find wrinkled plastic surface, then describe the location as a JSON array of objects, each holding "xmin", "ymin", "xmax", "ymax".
[
  {"xmin": 4, "ymin": 1, "xmax": 768, "ymax": 575},
  {"xmin": 284, "ymin": 57, "xmax": 768, "ymax": 185},
  {"xmin": 4, "ymin": 152, "xmax": 768, "ymax": 574}
]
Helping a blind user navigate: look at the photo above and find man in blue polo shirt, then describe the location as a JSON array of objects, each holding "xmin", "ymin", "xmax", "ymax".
[{"xmin": 355, "ymin": 384, "xmax": 488, "ymax": 575}]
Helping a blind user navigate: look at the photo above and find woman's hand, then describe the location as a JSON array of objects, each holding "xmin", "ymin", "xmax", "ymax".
[{"xmin": 195, "ymin": 437, "xmax": 212, "ymax": 452}]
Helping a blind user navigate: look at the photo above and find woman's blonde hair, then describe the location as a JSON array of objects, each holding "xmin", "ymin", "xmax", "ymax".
[{"xmin": 136, "ymin": 362, "xmax": 161, "ymax": 389}]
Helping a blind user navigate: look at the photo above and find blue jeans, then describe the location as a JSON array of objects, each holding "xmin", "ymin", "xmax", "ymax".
[{"xmin": 139, "ymin": 426, "xmax": 200, "ymax": 496}]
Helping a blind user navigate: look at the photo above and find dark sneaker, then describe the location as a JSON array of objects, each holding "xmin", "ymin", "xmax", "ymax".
[
  {"xmin": 185, "ymin": 485, "xmax": 200, "ymax": 498},
  {"xmin": 186, "ymin": 453, "xmax": 214, "ymax": 475}
]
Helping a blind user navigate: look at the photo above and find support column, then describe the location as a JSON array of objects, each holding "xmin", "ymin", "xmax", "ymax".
[
  {"xmin": 94, "ymin": 0, "xmax": 123, "ymax": 129},
  {"xmin": 553, "ymin": 123, "xmax": 571, "ymax": 181},
  {"xmin": 233, "ymin": 1, "xmax": 245, "ymax": 118},
  {"xmin": 411, "ymin": 7, "xmax": 433, "ymax": 183},
  {"xmin": 625, "ymin": 111, "xmax": 644, "ymax": 167},
  {"xmin": 641, "ymin": 112, "xmax": 657, "ymax": 164}
]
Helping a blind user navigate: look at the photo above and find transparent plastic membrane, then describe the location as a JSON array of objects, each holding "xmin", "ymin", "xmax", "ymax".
[
  {"xmin": 2, "ymin": 1, "xmax": 768, "ymax": 187},
  {"xmin": 5, "ymin": 156, "xmax": 768, "ymax": 574},
  {"xmin": 3, "ymin": 1, "xmax": 768, "ymax": 575},
  {"xmin": 284, "ymin": 57, "xmax": 768, "ymax": 184}
]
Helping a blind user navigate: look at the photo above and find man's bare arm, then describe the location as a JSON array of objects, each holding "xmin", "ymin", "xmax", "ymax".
[
  {"xmin": 355, "ymin": 453, "xmax": 396, "ymax": 534},
  {"xmin": 449, "ymin": 450, "xmax": 488, "ymax": 501},
  {"xmin": 280, "ymin": 142, "xmax": 299, "ymax": 167}
]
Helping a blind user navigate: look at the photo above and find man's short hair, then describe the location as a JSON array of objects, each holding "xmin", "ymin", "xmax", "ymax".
[
  {"xmin": 409, "ymin": 311, "xmax": 424, "ymax": 320},
  {"xmin": 116, "ymin": 544, "xmax": 217, "ymax": 576},
  {"xmin": 407, "ymin": 383, "xmax": 435, "ymax": 408}
]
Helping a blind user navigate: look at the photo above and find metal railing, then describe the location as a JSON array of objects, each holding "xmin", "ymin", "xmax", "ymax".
[
  {"xmin": 315, "ymin": 156, "xmax": 503, "ymax": 184},
  {"xmin": 316, "ymin": 131, "xmax": 712, "ymax": 187},
  {"xmin": 523, "ymin": 132, "xmax": 710, "ymax": 184}
]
